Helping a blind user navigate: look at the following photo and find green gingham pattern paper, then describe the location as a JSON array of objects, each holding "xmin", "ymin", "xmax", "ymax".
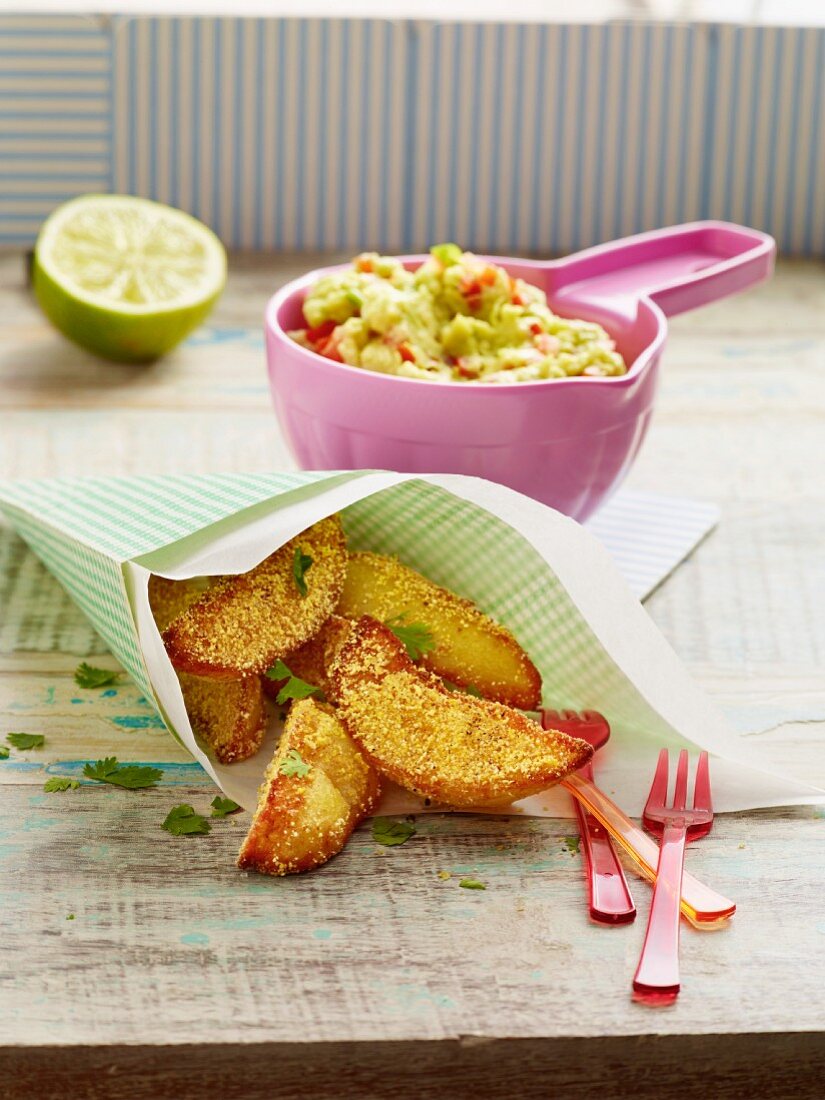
[
  {"xmin": 0, "ymin": 467, "xmax": 665, "ymax": 743},
  {"xmin": 0, "ymin": 470, "xmax": 345, "ymax": 697},
  {"xmin": 345, "ymin": 479, "xmax": 669, "ymax": 747},
  {"xmin": 1, "ymin": 468, "xmax": 821, "ymax": 815},
  {"xmin": 0, "ymin": 502, "xmax": 152, "ymax": 697},
  {"xmin": 0, "ymin": 472, "xmax": 333, "ymax": 560}
]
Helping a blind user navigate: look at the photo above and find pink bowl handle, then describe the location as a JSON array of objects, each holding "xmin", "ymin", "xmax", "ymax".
[{"xmin": 553, "ymin": 220, "xmax": 775, "ymax": 318}]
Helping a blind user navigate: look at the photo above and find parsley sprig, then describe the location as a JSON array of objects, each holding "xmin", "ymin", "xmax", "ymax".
[
  {"xmin": 83, "ymin": 756, "xmax": 162, "ymax": 789},
  {"xmin": 265, "ymin": 660, "xmax": 322, "ymax": 706},
  {"xmin": 292, "ymin": 547, "xmax": 314, "ymax": 598},
  {"xmin": 278, "ymin": 749, "xmax": 312, "ymax": 778},
  {"xmin": 44, "ymin": 777, "xmax": 80, "ymax": 793},
  {"xmin": 6, "ymin": 732, "xmax": 44, "ymax": 751},
  {"xmin": 162, "ymin": 804, "xmax": 211, "ymax": 836},
  {"xmin": 372, "ymin": 818, "xmax": 416, "ymax": 847},
  {"xmin": 211, "ymin": 796, "xmax": 241, "ymax": 817},
  {"xmin": 385, "ymin": 615, "xmax": 435, "ymax": 661},
  {"xmin": 74, "ymin": 663, "xmax": 120, "ymax": 689}
]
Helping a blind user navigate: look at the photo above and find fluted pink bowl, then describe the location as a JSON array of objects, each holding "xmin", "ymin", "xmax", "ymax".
[{"xmin": 265, "ymin": 222, "xmax": 774, "ymax": 521}]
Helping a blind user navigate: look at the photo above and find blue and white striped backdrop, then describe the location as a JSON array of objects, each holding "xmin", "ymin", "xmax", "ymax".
[{"xmin": 1, "ymin": 14, "xmax": 823, "ymax": 255}]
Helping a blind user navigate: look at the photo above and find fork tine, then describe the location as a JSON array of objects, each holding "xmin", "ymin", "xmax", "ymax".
[
  {"xmin": 562, "ymin": 709, "xmax": 579, "ymax": 722},
  {"xmin": 582, "ymin": 709, "xmax": 605, "ymax": 726},
  {"xmin": 692, "ymin": 751, "xmax": 712, "ymax": 812},
  {"xmin": 645, "ymin": 749, "xmax": 670, "ymax": 813},
  {"xmin": 543, "ymin": 709, "xmax": 561, "ymax": 724},
  {"xmin": 672, "ymin": 749, "xmax": 689, "ymax": 810}
]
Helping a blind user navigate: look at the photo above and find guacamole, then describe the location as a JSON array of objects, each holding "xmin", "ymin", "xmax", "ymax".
[{"xmin": 290, "ymin": 244, "xmax": 627, "ymax": 383}]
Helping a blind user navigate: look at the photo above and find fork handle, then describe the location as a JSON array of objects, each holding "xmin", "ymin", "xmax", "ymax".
[
  {"xmin": 574, "ymin": 767, "xmax": 636, "ymax": 924},
  {"xmin": 633, "ymin": 822, "xmax": 688, "ymax": 994},
  {"xmin": 562, "ymin": 773, "xmax": 736, "ymax": 926}
]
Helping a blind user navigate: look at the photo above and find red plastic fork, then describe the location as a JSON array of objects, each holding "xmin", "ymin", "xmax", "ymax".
[
  {"xmin": 542, "ymin": 709, "xmax": 636, "ymax": 924},
  {"xmin": 633, "ymin": 749, "xmax": 714, "ymax": 999}
]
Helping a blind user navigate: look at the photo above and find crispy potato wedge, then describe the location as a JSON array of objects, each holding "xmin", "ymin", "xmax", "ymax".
[
  {"xmin": 148, "ymin": 574, "xmax": 211, "ymax": 632},
  {"xmin": 163, "ymin": 515, "xmax": 347, "ymax": 677},
  {"xmin": 176, "ymin": 670, "xmax": 266, "ymax": 764},
  {"xmin": 263, "ymin": 614, "xmax": 354, "ymax": 701},
  {"xmin": 149, "ymin": 575, "xmax": 266, "ymax": 764},
  {"xmin": 329, "ymin": 617, "xmax": 590, "ymax": 807},
  {"xmin": 237, "ymin": 697, "xmax": 380, "ymax": 875},
  {"xmin": 338, "ymin": 551, "xmax": 541, "ymax": 710}
]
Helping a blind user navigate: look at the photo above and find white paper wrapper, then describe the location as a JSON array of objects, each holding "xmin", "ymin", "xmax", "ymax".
[{"xmin": 121, "ymin": 471, "xmax": 823, "ymax": 817}]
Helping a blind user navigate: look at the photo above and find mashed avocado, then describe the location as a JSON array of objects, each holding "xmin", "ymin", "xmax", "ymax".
[{"xmin": 290, "ymin": 245, "xmax": 627, "ymax": 383}]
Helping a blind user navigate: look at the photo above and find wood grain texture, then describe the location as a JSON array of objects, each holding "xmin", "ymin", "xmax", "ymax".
[{"xmin": 1, "ymin": 252, "xmax": 824, "ymax": 1093}]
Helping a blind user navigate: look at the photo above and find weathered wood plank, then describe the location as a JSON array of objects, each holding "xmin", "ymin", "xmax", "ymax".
[
  {"xmin": 1, "ymin": 251, "xmax": 824, "ymax": 1076},
  {"xmin": 0, "ymin": 781, "xmax": 823, "ymax": 1048},
  {"xmin": 2, "ymin": 1033, "xmax": 825, "ymax": 1100}
]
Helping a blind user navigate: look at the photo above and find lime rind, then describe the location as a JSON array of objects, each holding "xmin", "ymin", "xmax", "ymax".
[{"xmin": 34, "ymin": 194, "xmax": 226, "ymax": 363}]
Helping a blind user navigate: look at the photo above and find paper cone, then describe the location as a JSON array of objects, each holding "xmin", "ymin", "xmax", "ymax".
[{"xmin": 1, "ymin": 469, "xmax": 822, "ymax": 816}]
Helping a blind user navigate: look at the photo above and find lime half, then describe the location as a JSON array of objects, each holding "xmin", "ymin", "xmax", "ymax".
[{"xmin": 33, "ymin": 194, "xmax": 227, "ymax": 363}]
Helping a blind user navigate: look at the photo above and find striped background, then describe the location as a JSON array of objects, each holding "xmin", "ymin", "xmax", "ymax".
[{"xmin": 1, "ymin": 14, "xmax": 823, "ymax": 254}]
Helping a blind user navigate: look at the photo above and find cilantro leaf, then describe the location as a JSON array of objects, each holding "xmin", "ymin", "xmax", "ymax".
[
  {"xmin": 0, "ymin": 746, "xmax": 9, "ymax": 760},
  {"xmin": 6, "ymin": 732, "xmax": 45, "ymax": 751},
  {"xmin": 292, "ymin": 546, "xmax": 314, "ymax": 598},
  {"xmin": 385, "ymin": 616, "xmax": 435, "ymax": 662},
  {"xmin": 278, "ymin": 749, "xmax": 312, "ymax": 778},
  {"xmin": 372, "ymin": 818, "xmax": 416, "ymax": 847},
  {"xmin": 74, "ymin": 662, "xmax": 120, "ymax": 689},
  {"xmin": 83, "ymin": 756, "xmax": 162, "ymax": 789},
  {"xmin": 211, "ymin": 795, "xmax": 241, "ymax": 817},
  {"xmin": 563, "ymin": 835, "xmax": 581, "ymax": 856},
  {"xmin": 44, "ymin": 777, "xmax": 80, "ymax": 792},
  {"xmin": 83, "ymin": 756, "xmax": 118, "ymax": 780},
  {"xmin": 459, "ymin": 877, "xmax": 487, "ymax": 890},
  {"xmin": 162, "ymin": 804, "xmax": 211, "ymax": 836},
  {"xmin": 265, "ymin": 660, "xmax": 322, "ymax": 706}
]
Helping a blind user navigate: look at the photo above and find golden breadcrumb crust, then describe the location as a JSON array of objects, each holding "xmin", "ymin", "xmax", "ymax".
[
  {"xmin": 263, "ymin": 614, "xmax": 354, "ymax": 700},
  {"xmin": 237, "ymin": 698, "xmax": 380, "ymax": 875},
  {"xmin": 329, "ymin": 617, "xmax": 591, "ymax": 807},
  {"xmin": 162, "ymin": 515, "xmax": 347, "ymax": 677},
  {"xmin": 149, "ymin": 575, "xmax": 266, "ymax": 764},
  {"xmin": 338, "ymin": 551, "xmax": 542, "ymax": 710},
  {"xmin": 147, "ymin": 574, "xmax": 211, "ymax": 632},
  {"xmin": 177, "ymin": 671, "xmax": 266, "ymax": 764}
]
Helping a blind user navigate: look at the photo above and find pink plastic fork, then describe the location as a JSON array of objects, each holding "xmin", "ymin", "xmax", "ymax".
[
  {"xmin": 633, "ymin": 749, "xmax": 714, "ymax": 999},
  {"xmin": 542, "ymin": 709, "xmax": 636, "ymax": 924}
]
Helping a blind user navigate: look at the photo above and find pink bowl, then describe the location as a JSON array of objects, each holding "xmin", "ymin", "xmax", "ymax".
[{"xmin": 265, "ymin": 222, "xmax": 774, "ymax": 522}]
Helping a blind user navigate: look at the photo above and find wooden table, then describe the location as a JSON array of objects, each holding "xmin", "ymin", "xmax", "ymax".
[{"xmin": 1, "ymin": 252, "xmax": 824, "ymax": 1099}]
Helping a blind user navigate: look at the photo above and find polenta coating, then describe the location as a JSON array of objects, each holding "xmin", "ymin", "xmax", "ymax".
[
  {"xmin": 338, "ymin": 551, "xmax": 541, "ymax": 709},
  {"xmin": 237, "ymin": 698, "xmax": 380, "ymax": 875},
  {"xmin": 329, "ymin": 617, "xmax": 590, "ymax": 807},
  {"xmin": 149, "ymin": 574, "xmax": 266, "ymax": 764},
  {"xmin": 163, "ymin": 515, "xmax": 347, "ymax": 677},
  {"xmin": 264, "ymin": 615, "xmax": 354, "ymax": 701}
]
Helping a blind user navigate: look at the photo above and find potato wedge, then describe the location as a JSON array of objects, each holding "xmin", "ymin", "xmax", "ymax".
[
  {"xmin": 176, "ymin": 670, "xmax": 266, "ymax": 764},
  {"xmin": 147, "ymin": 573, "xmax": 210, "ymax": 632},
  {"xmin": 338, "ymin": 551, "xmax": 541, "ymax": 710},
  {"xmin": 163, "ymin": 515, "xmax": 347, "ymax": 677},
  {"xmin": 263, "ymin": 614, "xmax": 354, "ymax": 701},
  {"xmin": 237, "ymin": 697, "xmax": 380, "ymax": 875},
  {"xmin": 329, "ymin": 616, "xmax": 590, "ymax": 807},
  {"xmin": 149, "ymin": 575, "xmax": 266, "ymax": 764}
]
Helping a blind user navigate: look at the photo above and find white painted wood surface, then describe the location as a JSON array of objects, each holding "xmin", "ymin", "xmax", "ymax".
[{"xmin": 0, "ymin": 252, "xmax": 824, "ymax": 1098}]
